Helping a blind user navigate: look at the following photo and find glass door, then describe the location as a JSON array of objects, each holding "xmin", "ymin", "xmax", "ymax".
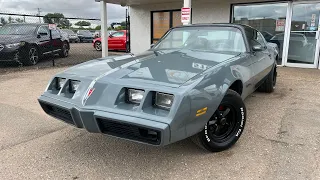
[{"xmin": 285, "ymin": 2, "xmax": 320, "ymax": 68}]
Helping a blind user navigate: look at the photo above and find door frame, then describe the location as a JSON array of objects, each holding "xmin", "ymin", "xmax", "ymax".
[{"xmin": 283, "ymin": 1, "xmax": 320, "ymax": 69}]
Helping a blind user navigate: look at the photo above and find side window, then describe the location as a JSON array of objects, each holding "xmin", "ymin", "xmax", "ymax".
[
  {"xmin": 38, "ymin": 26, "xmax": 49, "ymax": 35},
  {"xmin": 51, "ymin": 29, "xmax": 60, "ymax": 38},
  {"xmin": 112, "ymin": 32, "xmax": 124, "ymax": 37},
  {"xmin": 257, "ymin": 32, "xmax": 267, "ymax": 47}
]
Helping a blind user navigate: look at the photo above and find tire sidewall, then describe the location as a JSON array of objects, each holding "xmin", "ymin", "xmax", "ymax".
[
  {"xmin": 200, "ymin": 91, "xmax": 247, "ymax": 152},
  {"xmin": 23, "ymin": 46, "xmax": 39, "ymax": 66},
  {"xmin": 95, "ymin": 41, "xmax": 102, "ymax": 51}
]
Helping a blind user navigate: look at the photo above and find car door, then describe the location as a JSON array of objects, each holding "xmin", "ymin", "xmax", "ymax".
[
  {"xmin": 108, "ymin": 31, "xmax": 125, "ymax": 50},
  {"xmin": 248, "ymin": 30, "xmax": 273, "ymax": 88},
  {"xmin": 51, "ymin": 29, "xmax": 63, "ymax": 52},
  {"xmin": 37, "ymin": 25, "xmax": 51, "ymax": 54}
]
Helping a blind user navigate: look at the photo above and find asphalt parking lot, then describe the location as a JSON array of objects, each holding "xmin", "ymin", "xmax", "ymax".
[
  {"xmin": 0, "ymin": 43, "xmax": 125, "ymax": 75},
  {"xmin": 0, "ymin": 67, "xmax": 320, "ymax": 180}
]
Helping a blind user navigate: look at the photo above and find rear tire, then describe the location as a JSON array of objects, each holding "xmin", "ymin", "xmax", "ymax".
[
  {"xmin": 59, "ymin": 42, "xmax": 69, "ymax": 58},
  {"xmin": 258, "ymin": 66, "xmax": 277, "ymax": 93},
  {"xmin": 94, "ymin": 41, "xmax": 102, "ymax": 51},
  {"xmin": 191, "ymin": 90, "xmax": 246, "ymax": 152}
]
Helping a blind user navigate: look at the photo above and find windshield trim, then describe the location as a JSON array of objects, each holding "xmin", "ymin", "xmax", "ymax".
[{"xmin": 152, "ymin": 26, "xmax": 249, "ymax": 53}]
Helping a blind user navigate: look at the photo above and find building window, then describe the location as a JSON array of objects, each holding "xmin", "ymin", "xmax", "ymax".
[
  {"xmin": 151, "ymin": 10, "xmax": 182, "ymax": 44},
  {"xmin": 232, "ymin": 2, "xmax": 289, "ymax": 65}
]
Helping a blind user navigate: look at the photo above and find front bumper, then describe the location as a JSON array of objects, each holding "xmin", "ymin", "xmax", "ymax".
[
  {"xmin": 79, "ymin": 37, "xmax": 93, "ymax": 42},
  {"xmin": 0, "ymin": 49, "xmax": 19, "ymax": 62},
  {"xmin": 38, "ymin": 95, "xmax": 170, "ymax": 146}
]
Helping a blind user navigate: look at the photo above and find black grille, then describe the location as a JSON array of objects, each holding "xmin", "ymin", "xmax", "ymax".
[
  {"xmin": 40, "ymin": 102, "xmax": 74, "ymax": 125},
  {"xmin": 97, "ymin": 118, "xmax": 161, "ymax": 145}
]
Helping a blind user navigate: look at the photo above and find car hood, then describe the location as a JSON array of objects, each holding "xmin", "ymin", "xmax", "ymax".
[
  {"xmin": 63, "ymin": 49, "xmax": 238, "ymax": 87},
  {"xmin": 0, "ymin": 34, "xmax": 33, "ymax": 44}
]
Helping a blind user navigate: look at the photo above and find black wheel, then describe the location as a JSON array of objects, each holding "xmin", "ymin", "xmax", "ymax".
[
  {"xmin": 23, "ymin": 46, "xmax": 39, "ymax": 66},
  {"xmin": 258, "ymin": 66, "xmax": 277, "ymax": 93},
  {"xmin": 94, "ymin": 41, "xmax": 102, "ymax": 51},
  {"xmin": 192, "ymin": 90, "xmax": 247, "ymax": 152},
  {"xmin": 59, "ymin": 42, "xmax": 69, "ymax": 58}
]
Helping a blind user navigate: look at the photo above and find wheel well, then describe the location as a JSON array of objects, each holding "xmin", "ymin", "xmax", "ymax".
[
  {"xmin": 63, "ymin": 40, "xmax": 70, "ymax": 48},
  {"xmin": 229, "ymin": 80, "xmax": 243, "ymax": 95}
]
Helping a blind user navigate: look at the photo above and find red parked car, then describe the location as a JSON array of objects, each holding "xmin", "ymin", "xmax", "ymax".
[{"xmin": 93, "ymin": 30, "xmax": 128, "ymax": 51}]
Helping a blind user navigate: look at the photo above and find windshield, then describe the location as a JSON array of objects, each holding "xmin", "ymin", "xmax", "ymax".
[
  {"xmin": 78, "ymin": 30, "xmax": 91, "ymax": 35},
  {"xmin": 62, "ymin": 29, "xmax": 75, "ymax": 34},
  {"xmin": 154, "ymin": 27, "xmax": 246, "ymax": 53},
  {"xmin": 0, "ymin": 24, "xmax": 37, "ymax": 35}
]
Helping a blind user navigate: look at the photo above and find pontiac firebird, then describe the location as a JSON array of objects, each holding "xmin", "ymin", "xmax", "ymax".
[{"xmin": 38, "ymin": 24, "xmax": 278, "ymax": 152}]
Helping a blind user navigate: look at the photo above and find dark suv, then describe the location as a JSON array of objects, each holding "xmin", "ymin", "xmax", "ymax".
[
  {"xmin": 77, "ymin": 30, "xmax": 93, "ymax": 43},
  {"xmin": 0, "ymin": 23, "xmax": 70, "ymax": 66}
]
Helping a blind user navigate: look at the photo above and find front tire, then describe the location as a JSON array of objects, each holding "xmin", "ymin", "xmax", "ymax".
[
  {"xmin": 192, "ymin": 90, "xmax": 247, "ymax": 152},
  {"xmin": 22, "ymin": 46, "xmax": 39, "ymax": 66}
]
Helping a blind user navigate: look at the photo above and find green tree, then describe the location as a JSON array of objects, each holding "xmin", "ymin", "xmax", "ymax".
[
  {"xmin": 0, "ymin": 17, "xmax": 8, "ymax": 25},
  {"xmin": 75, "ymin": 21, "xmax": 91, "ymax": 27},
  {"xmin": 15, "ymin": 18, "xmax": 24, "ymax": 23},
  {"xmin": 8, "ymin": 16, "xmax": 13, "ymax": 23},
  {"xmin": 95, "ymin": 25, "xmax": 101, "ymax": 30},
  {"xmin": 110, "ymin": 21, "xmax": 126, "ymax": 30},
  {"xmin": 43, "ymin": 13, "xmax": 71, "ymax": 28}
]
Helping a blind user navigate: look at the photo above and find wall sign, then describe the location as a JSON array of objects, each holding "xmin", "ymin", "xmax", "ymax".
[
  {"xmin": 181, "ymin": 7, "xmax": 191, "ymax": 24},
  {"xmin": 275, "ymin": 19, "xmax": 285, "ymax": 32}
]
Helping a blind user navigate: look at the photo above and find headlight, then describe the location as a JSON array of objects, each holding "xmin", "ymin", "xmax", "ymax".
[
  {"xmin": 6, "ymin": 43, "xmax": 20, "ymax": 48},
  {"xmin": 127, "ymin": 89, "xmax": 144, "ymax": 104},
  {"xmin": 69, "ymin": 80, "xmax": 80, "ymax": 93},
  {"xmin": 155, "ymin": 92, "xmax": 174, "ymax": 109},
  {"xmin": 55, "ymin": 77, "xmax": 66, "ymax": 90}
]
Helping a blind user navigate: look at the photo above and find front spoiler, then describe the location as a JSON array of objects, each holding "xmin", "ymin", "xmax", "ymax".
[{"xmin": 38, "ymin": 95, "xmax": 171, "ymax": 146}]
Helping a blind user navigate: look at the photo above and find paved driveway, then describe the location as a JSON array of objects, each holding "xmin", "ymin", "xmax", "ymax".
[{"xmin": 0, "ymin": 67, "xmax": 319, "ymax": 180}]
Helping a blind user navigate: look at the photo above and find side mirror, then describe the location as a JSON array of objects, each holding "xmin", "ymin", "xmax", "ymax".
[
  {"xmin": 37, "ymin": 34, "xmax": 41, "ymax": 38},
  {"xmin": 150, "ymin": 44, "xmax": 155, "ymax": 48},
  {"xmin": 252, "ymin": 45, "xmax": 263, "ymax": 52},
  {"xmin": 109, "ymin": 34, "xmax": 113, "ymax": 38}
]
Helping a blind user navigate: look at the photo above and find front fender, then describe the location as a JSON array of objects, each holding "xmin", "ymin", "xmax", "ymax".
[{"xmin": 183, "ymin": 62, "xmax": 247, "ymax": 137}]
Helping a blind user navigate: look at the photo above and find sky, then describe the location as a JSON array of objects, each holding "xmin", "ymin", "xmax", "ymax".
[{"xmin": 0, "ymin": 0, "xmax": 126, "ymax": 27}]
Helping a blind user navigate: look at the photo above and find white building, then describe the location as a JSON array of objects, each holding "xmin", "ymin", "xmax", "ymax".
[{"xmin": 96, "ymin": 0, "xmax": 320, "ymax": 69}]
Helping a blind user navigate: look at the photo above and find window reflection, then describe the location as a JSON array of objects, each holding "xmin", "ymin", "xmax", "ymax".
[
  {"xmin": 233, "ymin": 3, "xmax": 288, "ymax": 65},
  {"xmin": 287, "ymin": 3, "xmax": 320, "ymax": 65}
]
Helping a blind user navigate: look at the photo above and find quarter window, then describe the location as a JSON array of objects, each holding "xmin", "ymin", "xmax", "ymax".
[{"xmin": 257, "ymin": 32, "xmax": 267, "ymax": 47}]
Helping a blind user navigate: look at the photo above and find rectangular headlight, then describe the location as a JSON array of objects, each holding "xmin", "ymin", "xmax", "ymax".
[
  {"xmin": 55, "ymin": 77, "xmax": 66, "ymax": 90},
  {"xmin": 69, "ymin": 80, "xmax": 80, "ymax": 93},
  {"xmin": 127, "ymin": 89, "xmax": 144, "ymax": 104},
  {"xmin": 155, "ymin": 92, "xmax": 174, "ymax": 109}
]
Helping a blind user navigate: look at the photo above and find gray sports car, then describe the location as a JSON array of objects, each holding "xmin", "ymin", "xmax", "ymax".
[{"xmin": 38, "ymin": 24, "xmax": 278, "ymax": 152}]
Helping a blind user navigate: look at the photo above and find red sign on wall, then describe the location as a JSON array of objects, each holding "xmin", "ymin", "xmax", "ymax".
[{"xmin": 181, "ymin": 7, "xmax": 191, "ymax": 24}]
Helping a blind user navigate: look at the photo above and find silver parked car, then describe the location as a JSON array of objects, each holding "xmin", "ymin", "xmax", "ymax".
[
  {"xmin": 61, "ymin": 29, "xmax": 80, "ymax": 43},
  {"xmin": 38, "ymin": 24, "xmax": 277, "ymax": 152}
]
